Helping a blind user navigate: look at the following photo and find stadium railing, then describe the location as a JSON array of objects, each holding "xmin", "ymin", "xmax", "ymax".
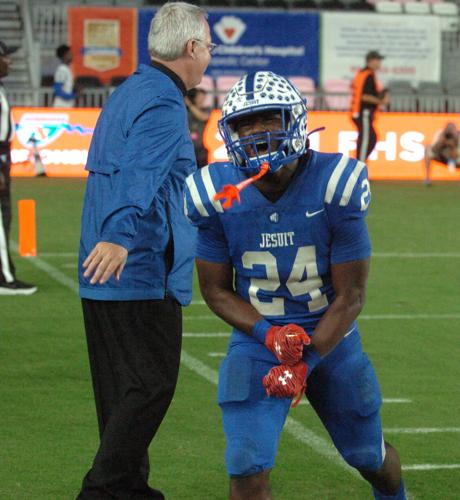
[{"xmin": 8, "ymin": 85, "xmax": 460, "ymax": 113}]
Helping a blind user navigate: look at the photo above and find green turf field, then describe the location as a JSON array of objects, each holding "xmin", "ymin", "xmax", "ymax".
[{"xmin": 1, "ymin": 178, "xmax": 459, "ymax": 499}]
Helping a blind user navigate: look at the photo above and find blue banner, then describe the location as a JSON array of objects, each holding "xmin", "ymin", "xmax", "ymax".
[{"xmin": 137, "ymin": 9, "xmax": 320, "ymax": 83}]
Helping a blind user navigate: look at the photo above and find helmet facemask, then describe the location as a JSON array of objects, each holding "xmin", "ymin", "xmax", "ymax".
[{"xmin": 218, "ymin": 72, "xmax": 308, "ymax": 173}]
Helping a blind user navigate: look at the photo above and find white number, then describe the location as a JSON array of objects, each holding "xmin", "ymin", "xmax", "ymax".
[
  {"xmin": 242, "ymin": 245, "xmax": 329, "ymax": 316},
  {"xmin": 286, "ymin": 246, "xmax": 329, "ymax": 313},
  {"xmin": 360, "ymin": 179, "xmax": 371, "ymax": 211},
  {"xmin": 242, "ymin": 251, "xmax": 285, "ymax": 315}
]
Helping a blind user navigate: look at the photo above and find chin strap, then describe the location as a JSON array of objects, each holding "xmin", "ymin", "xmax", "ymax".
[{"xmin": 214, "ymin": 161, "xmax": 270, "ymax": 209}]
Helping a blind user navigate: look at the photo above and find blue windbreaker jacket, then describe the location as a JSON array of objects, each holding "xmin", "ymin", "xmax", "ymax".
[{"xmin": 78, "ymin": 64, "xmax": 197, "ymax": 304}]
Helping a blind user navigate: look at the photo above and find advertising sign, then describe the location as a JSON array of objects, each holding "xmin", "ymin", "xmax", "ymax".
[
  {"xmin": 69, "ymin": 7, "xmax": 137, "ymax": 85},
  {"xmin": 203, "ymin": 110, "xmax": 460, "ymax": 181},
  {"xmin": 10, "ymin": 108, "xmax": 99, "ymax": 177},
  {"xmin": 137, "ymin": 10, "xmax": 320, "ymax": 82},
  {"xmin": 321, "ymin": 12, "xmax": 441, "ymax": 87},
  {"xmin": 10, "ymin": 108, "xmax": 459, "ymax": 181}
]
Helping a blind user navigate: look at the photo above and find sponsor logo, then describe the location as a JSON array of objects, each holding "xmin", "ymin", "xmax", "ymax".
[
  {"xmin": 15, "ymin": 113, "xmax": 94, "ymax": 149},
  {"xmin": 305, "ymin": 209, "xmax": 325, "ymax": 218},
  {"xmin": 214, "ymin": 16, "xmax": 246, "ymax": 45}
]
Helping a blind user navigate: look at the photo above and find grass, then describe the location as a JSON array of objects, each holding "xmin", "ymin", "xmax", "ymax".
[{"xmin": 1, "ymin": 178, "xmax": 459, "ymax": 499}]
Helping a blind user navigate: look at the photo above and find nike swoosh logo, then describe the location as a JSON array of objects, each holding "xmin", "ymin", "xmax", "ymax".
[{"xmin": 305, "ymin": 209, "xmax": 325, "ymax": 218}]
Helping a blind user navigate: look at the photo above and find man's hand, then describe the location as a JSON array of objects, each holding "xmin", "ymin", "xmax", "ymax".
[
  {"xmin": 265, "ymin": 324, "xmax": 311, "ymax": 365},
  {"xmin": 263, "ymin": 361, "xmax": 308, "ymax": 405},
  {"xmin": 83, "ymin": 242, "xmax": 128, "ymax": 285}
]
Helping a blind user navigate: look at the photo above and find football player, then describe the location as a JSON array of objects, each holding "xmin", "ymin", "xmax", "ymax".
[{"xmin": 184, "ymin": 71, "xmax": 406, "ymax": 500}]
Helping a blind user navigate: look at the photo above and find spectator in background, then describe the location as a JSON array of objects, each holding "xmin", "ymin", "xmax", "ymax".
[
  {"xmin": 350, "ymin": 50, "xmax": 389, "ymax": 162},
  {"xmin": 424, "ymin": 122, "xmax": 460, "ymax": 185},
  {"xmin": 0, "ymin": 41, "xmax": 37, "ymax": 295},
  {"xmin": 53, "ymin": 44, "xmax": 76, "ymax": 108},
  {"xmin": 185, "ymin": 87, "xmax": 210, "ymax": 167},
  {"xmin": 77, "ymin": 2, "xmax": 213, "ymax": 498}
]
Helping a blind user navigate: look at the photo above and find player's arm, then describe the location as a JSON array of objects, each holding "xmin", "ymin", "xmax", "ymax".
[
  {"xmin": 309, "ymin": 258, "xmax": 369, "ymax": 357},
  {"xmin": 197, "ymin": 258, "xmax": 309, "ymax": 365},
  {"xmin": 196, "ymin": 258, "xmax": 263, "ymax": 334}
]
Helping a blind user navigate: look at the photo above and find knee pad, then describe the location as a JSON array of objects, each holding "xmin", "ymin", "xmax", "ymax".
[
  {"xmin": 225, "ymin": 437, "xmax": 263, "ymax": 477},
  {"xmin": 343, "ymin": 446, "xmax": 383, "ymax": 471}
]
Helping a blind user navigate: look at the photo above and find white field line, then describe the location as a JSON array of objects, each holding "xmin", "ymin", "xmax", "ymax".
[
  {"xmin": 384, "ymin": 428, "xmax": 460, "ymax": 434},
  {"xmin": 30, "ymin": 251, "xmax": 460, "ymax": 492},
  {"xmin": 207, "ymin": 352, "xmax": 227, "ymax": 357},
  {"xmin": 299, "ymin": 398, "xmax": 412, "ymax": 407},
  {"xmin": 33, "ymin": 251, "xmax": 460, "ymax": 259},
  {"xmin": 185, "ymin": 313, "xmax": 460, "ymax": 320},
  {"xmin": 37, "ymin": 252, "xmax": 78, "ymax": 257},
  {"xmin": 373, "ymin": 252, "xmax": 460, "ymax": 258},
  {"xmin": 17, "ymin": 250, "xmax": 361, "ymax": 480},
  {"xmin": 184, "ymin": 332, "xmax": 230, "ymax": 338},
  {"xmin": 180, "ymin": 351, "xmax": 360, "ymax": 479},
  {"xmin": 402, "ymin": 464, "xmax": 460, "ymax": 471},
  {"xmin": 12, "ymin": 243, "xmax": 79, "ymax": 294}
]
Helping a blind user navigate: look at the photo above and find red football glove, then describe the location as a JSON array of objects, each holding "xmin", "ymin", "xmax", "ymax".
[
  {"xmin": 265, "ymin": 324, "xmax": 311, "ymax": 366},
  {"xmin": 263, "ymin": 361, "xmax": 308, "ymax": 407}
]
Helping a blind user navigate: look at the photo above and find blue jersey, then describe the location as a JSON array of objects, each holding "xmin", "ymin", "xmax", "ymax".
[{"xmin": 184, "ymin": 151, "xmax": 371, "ymax": 337}]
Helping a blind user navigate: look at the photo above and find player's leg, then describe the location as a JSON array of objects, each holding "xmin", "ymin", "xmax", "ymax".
[
  {"xmin": 358, "ymin": 110, "xmax": 372, "ymax": 162},
  {"xmin": 360, "ymin": 441, "xmax": 405, "ymax": 499},
  {"xmin": 368, "ymin": 116, "xmax": 378, "ymax": 160},
  {"xmin": 306, "ymin": 330, "xmax": 406, "ymax": 499},
  {"xmin": 424, "ymin": 148, "xmax": 433, "ymax": 186},
  {"xmin": 353, "ymin": 116, "xmax": 364, "ymax": 162},
  {"xmin": 218, "ymin": 350, "xmax": 291, "ymax": 500},
  {"xmin": 230, "ymin": 470, "xmax": 272, "ymax": 500},
  {"xmin": 0, "ymin": 152, "xmax": 16, "ymax": 285}
]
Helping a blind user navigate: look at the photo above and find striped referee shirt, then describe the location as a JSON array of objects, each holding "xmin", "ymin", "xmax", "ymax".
[{"xmin": 0, "ymin": 83, "xmax": 14, "ymax": 150}]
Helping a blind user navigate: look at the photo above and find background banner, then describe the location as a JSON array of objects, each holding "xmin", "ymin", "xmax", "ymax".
[
  {"xmin": 321, "ymin": 12, "xmax": 441, "ymax": 87},
  {"xmin": 137, "ymin": 9, "xmax": 320, "ymax": 82},
  {"xmin": 10, "ymin": 108, "xmax": 460, "ymax": 181},
  {"xmin": 69, "ymin": 7, "xmax": 137, "ymax": 85},
  {"xmin": 10, "ymin": 108, "xmax": 99, "ymax": 177},
  {"xmin": 203, "ymin": 110, "xmax": 460, "ymax": 181}
]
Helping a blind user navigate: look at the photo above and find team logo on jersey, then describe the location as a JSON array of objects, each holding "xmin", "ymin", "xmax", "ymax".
[
  {"xmin": 305, "ymin": 208, "xmax": 325, "ymax": 218},
  {"xmin": 269, "ymin": 212, "xmax": 279, "ymax": 223},
  {"xmin": 214, "ymin": 16, "xmax": 246, "ymax": 45}
]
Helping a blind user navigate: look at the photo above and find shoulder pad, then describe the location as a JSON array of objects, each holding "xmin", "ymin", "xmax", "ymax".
[
  {"xmin": 324, "ymin": 154, "xmax": 369, "ymax": 209},
  {"xmin": 184, "ymin": 162, "xmax": 236, "ymax": 223}
]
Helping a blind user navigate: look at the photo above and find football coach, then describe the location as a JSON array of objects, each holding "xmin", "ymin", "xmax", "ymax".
[{"xmin": 77, "ymin": 3, "xmax": 214, "ymax": 498}]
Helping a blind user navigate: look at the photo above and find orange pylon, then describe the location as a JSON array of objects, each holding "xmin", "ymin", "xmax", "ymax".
[{"xmin": 18, "ymin": 199, "xmax": 37, "ymax": 257}]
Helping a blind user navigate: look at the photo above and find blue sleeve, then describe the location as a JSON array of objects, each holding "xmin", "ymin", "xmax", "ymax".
[
  {"xmin": 100, "ymin": 96, "xmax": 188, "ymax": 250},
  {"xmin": 183, "ymin": 166, "xmax": 229, "ymax": 263},
  {"xmin": 196, "ymin": 219, "xmax": 230, "ymax": 263},
  {"xmin": 53, "ymin": 82, "xmax": 76, "ymax": 99},
  {"xmin": 325, "ymin": 157, "xmax": 372, "ymax": 264}
]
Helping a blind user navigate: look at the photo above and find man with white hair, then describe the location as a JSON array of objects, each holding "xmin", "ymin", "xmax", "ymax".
[{"xmin": 77, "ymin": 3, "xmax": 214, "ymax": 498}]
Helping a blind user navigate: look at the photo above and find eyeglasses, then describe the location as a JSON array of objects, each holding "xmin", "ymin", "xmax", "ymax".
[{"xmin": 192, "ymin": 39, "xmax": 218, "ymax": 55}]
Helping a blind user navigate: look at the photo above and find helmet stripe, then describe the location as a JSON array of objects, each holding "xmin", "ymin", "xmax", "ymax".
[{"xmin": 244, "ymin": 72, "xmax": 256, "ymax": 96}]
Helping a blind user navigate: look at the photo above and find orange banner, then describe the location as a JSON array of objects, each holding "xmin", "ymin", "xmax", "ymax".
[
  {"xmin": 204, "ymin": 110, "xmax": 460, "ymax": 181},
  {"xmin": 69, "ymin": 7, "xmax": 137, "ymax": 85},
  {"xmin": 10, "ymin": 108, "xmax": 460, "ymax": 180},
  {"xmin": 11, "ymin": 108, "xmax": 100, "ymax": 177}
]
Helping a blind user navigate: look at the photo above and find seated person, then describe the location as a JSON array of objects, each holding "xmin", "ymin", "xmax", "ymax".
[{"xmin": 425, "ymin": 122, "xmax": 460, "ymax": 185}]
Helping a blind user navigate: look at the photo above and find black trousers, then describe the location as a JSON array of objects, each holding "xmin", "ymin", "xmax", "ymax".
[
  {"xmin": 0, "ymin": 150, "xmax": 15, "ymax": 284},
  {"xmin": 78, "ymin": 297, "xmax": 182, "ymax": 500},
  {"xmin": 353, "ymin": 109, "xmax": 377, "ymax": 162}
]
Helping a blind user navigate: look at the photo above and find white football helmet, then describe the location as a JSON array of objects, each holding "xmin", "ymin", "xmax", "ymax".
[{"xmin": 218, "ymin": 71, "xmax": 308, "ymax": 172}]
